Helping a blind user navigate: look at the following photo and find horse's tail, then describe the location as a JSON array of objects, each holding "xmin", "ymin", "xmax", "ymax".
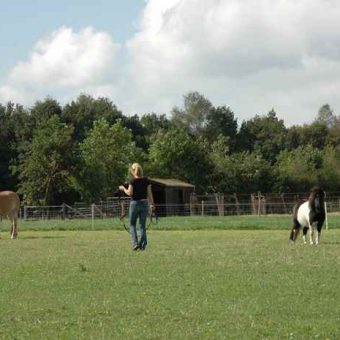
[
  {"xmin": 292, "ymin": 200, "xmax": 303, "ymax": 219},
  {"xmin": 290, "ymin": 201, "xmax": 303, "ymax": 242}
]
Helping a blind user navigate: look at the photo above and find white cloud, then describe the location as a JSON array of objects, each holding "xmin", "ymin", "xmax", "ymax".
[
  {"xmin": 124, "ymin": 0, "xmax": 340, "ymax": 125},
  {"xmin": 0, "ymin": 26, "xmax": 120, "ymax": 105},
  {"xmin": 1, "ymin": 1, "xmax": 340, "ymax": 125}
]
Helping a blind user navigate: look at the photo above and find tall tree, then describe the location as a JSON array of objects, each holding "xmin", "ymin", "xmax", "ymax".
[
  {"xmin": 327, "ymin": 116, "xmax": 340, "ymax": 149},
  {"xmin": 236, "ymin": 109, "xmax": 287, "ymax": 164},
  {"xmin": 148, "ymin": 128, "xmax": 212, "ymax": 192},
  {"xmin": 140, "ymin": 113, "xmax": 172, "ymax": 149},
  {"xmin": 315, "ymin": 104, "xmax": 337, "ymax": 128},
  {"xmin": 62, "ymin": 94, "xmax": 123, "ymax": 142},
  {"xmin": 286, "ymin": 123, "xmax": 329, "ymax": 150},
  {"xmin": 204, "ymin": 106, "xmax": 238, "ymax": 149},
  {"xmin": 30, "ymin": 97, "xmax": 62, "ymax": 126},
  {"xmin": 319, "ymin": 146, "xmax": 340, "ymax": 191},
  {"xmin": 0, "ymin": 102, "xmax": 30, "ymax": 190},
  {"xmin": 122, "ymin": 114, "xmax": 147, "ymax": 150},
  {"xmin": 275, "ymin": 145, "xmax": 323, "ymax": 192},
  {"xmin": 171, "ymin": 92, "xmax": 212, "ymax": 135},
  {"xmin": 210, "ymin": 136, "xmax": 273, "ymax": 193},
  {"xmin": 17, "ymin": 116, "xmax": 74, "ymax": 205},
  {"xmin": 0, "ymin": 103, "xmax": 14, "ymax": 189},
  {"xmin": 141, "ymin": 113, "xmax": 172, "ymax": 133},
  {"xmin": 79, "ymin": 119, "xmax": 139, "ymax": 201}
]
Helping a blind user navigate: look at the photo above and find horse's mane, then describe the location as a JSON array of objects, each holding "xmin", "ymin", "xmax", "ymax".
[
  {"xmin": 308, "ymin": 186, "xmax": 324, "ymax": 200},
  {"xmin": 308, "ymin": 186, "xmax": 325, "ymax": 210}
]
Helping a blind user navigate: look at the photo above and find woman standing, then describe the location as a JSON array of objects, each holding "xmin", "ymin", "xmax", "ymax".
[{"xmin": 119, "ymin": 163, "xmax": 155, "ymax": 251}]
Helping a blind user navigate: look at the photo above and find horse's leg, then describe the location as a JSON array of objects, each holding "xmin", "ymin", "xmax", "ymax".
[
  {"xmin": 12, "ymin": 215, "xmax": 18, "ymax": 239},
  {"xmin": 8, "ymin": 212, "xmax": 17, "ymax": 239},
  {"xmin": 308, "ymin": 223, "xmax": 314, "ymax": 245},
  {"xmin": 8, "ymin": 213, "xmax": 13, "ymax": 237},
  {"xmin": 290, "ymin": 227, "xmax": 300, "ymax": 242},
  {"xmin": 302, "ymin": 227, "xmax": 308, "ymax": 244},
  {"xmin": 315, "ymin": 222, "xmax": 323, "ymax": 245},
  {"xmin": 290, "ymin": 219, "xmax": 300, "ymax": 242}
]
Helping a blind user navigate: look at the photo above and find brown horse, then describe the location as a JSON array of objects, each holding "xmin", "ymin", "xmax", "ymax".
[{"xmin": 0, "ymin": 191, "xmax": 20, "ymax": 239}]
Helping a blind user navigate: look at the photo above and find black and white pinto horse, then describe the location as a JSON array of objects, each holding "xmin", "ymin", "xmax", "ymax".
[{"xmin": 289, "ymin": 187, "xmax": 326, "ymax": 245}]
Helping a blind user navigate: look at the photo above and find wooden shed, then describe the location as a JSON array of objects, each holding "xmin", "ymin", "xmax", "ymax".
[{"xmin": 149, "ymin": 178, "xmax": 195, "ymax": 216}]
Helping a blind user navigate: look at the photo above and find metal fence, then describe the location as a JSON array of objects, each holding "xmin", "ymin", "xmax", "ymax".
[
  {"xmin": 17, "ymin": 191, "xmax": 340, "ymax": 221},
  {"xmin": 190, "ymin": 192, "xmax": 340, "ymax": 216}
]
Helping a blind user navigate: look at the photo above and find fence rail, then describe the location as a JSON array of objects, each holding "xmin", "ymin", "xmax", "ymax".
[{"xmin": 17, "ymin": 192, "xmax": 340, "ymax": 221}]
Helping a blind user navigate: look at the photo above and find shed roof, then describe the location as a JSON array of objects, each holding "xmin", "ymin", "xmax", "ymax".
[{"xmin": 150, "ymin": 178, "xmax": 195, "ymax": 188}]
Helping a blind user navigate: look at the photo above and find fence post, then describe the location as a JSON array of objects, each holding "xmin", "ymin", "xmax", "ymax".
[
  {"xmin": 62, "ymin": 203, "xmax": 66, "ymax": 220},
  {"xmin": 257, "ymin": 191, "xmax": 261, "ymax": 216},
  {"xmin": 325, "ymin": 201, "xmax": 328, "ymax": 230},
  {"xmin": 201, "ymin": 200, "xmax": 204, "ymax": 216},
  {"xmin": 251, "ymin": 194, "xmax": 256, "ymax": 215},
  {"xmin": 234, "ymin": 193, "xmax": 240, "ymax": 216},
  {"xmin": 91, "ymin": 204, "xmax": 95, "ymax": 230}
]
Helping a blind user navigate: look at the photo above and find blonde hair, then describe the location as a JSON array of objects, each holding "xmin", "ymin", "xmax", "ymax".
[{"xmin": 130, "ymin": 163, "xmax": 143, "ymax": 178}]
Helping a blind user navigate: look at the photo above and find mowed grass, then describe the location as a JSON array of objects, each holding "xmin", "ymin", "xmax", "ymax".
[
  {"xmin": 1, "ymin": 226, "xmax": 340, "ymax": 339},
  {"xmin": 8, "ymin": 213, "xmax": 340, "ymax": 231}
]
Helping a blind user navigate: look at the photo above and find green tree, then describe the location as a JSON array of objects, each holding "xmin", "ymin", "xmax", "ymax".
[
  {"xmin": 236, "ymin": 110, "xmax": 287, "ymax": 164},
  {"xmin": 0, "ymin": 103, "xmax": 15, "ymax": 189},
  {"xmin": 318, "ymin": 146, "xmax": 340, "ymax": 191},
  {"xmin": 141, "ymin": 113, "xmax": 172, "ymax": 133},
  {"xmin": 286, "ymin": 123, "xmax": 329, "ymax": 150},
  {"xmin": 301, "ymin": 122, "xmax": 329, "ymax": 149},
  {"xmin": 327, "ymin": 117, "xmax": 340, "ymax": 148},
  {"xmin": 171, "ymin": 92, "xmax": 212, "ymax": 135},
  {"xmin": 285, "ymin": 125, "xmax": 303, "ymax": 150},
  {"xmin": 0, "ymin": 102, "xmax": 31, "ymax": 190},
  {"xmin": 62, "ymin": 94, "xmax": 123, "ymax": 142},
  {"xmin": 209, "ymin": 135, "xmax": 233, "ymax": 192},
  {"xmin": 210, "ymin": 137, "xmax": 273, "ymax": 193},
  {"xmin": 122, "ymin": 114, "xmax": 147, "ymax": 150},
  {"xmin": 140, "ymin": 113, "xmax": 172, "ymax": 149},
  {"xmin": 17, "ymin": 116, "xmax": 74, "ymax": 205},
  {"xmin": 204, "ymin": 106, "xmax": 238, "ymax": 149},
  {"xmin": 79, "ymin": 119, "xmax": 138, "ymax": 201},
  {"xmin": 275, "ymin": 145, "xmax": 323, "ymax": 192},
  {"xmin": 30, "ymin": 97, "xmax": 62, "ymax": 126},
  {"xmin": 148, "ymin": 128, "xmax": 212, "ymax": 192},
  {"xmin": 315, "ymin": 104, "xmax": 337, "ymax": 128}
]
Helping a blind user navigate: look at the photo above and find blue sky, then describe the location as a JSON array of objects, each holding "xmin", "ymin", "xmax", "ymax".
[
  {"xmin": 0, "ymin": 0, "xmax": 144, "ymax": 75},
  {"xmin": 1, "ymin": 0, "xmax": 340, "ymax": 126}
]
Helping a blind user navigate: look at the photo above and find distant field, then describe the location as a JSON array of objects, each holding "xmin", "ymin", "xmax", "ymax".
[
  {"xmin": 1, "ymin": 213, "xmax": 339, "ymax": 232},
  {"xmin": 1, "ymin": 229, "xmax": 340, "ymax": 339}
]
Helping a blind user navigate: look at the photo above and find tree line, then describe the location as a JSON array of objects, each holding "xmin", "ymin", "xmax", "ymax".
[{"xmin": 1, "ymin": 92, "xmax": 339, "ymax": 205}]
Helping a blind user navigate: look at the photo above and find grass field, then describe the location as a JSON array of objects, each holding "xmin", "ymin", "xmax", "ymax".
[
  {"xmin": 1, "ymin": 216, "xmax": 340, "ymax": 339},
  {"xmin": 6, "ymin": 213, "xmax": 340, "ymax": 232}
]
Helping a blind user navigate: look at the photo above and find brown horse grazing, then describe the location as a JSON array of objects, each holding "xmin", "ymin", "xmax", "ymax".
[{"xmin": 0, "ymin": 191, "xmax": 20, "ymax": 239}]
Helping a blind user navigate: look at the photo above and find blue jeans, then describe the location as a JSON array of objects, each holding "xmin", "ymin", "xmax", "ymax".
[{"xmin": 129, "ymin": 200, "xmax": 148, "ymax": 249}]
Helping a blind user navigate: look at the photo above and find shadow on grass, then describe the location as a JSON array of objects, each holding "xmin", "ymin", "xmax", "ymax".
[
  {"xmin": 19, "ymin": 235, "xmax": 66, "ymax": 240},
  {"xmin": 319, "ymin": 241, "xmax": 340, "ymax": 245}
]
